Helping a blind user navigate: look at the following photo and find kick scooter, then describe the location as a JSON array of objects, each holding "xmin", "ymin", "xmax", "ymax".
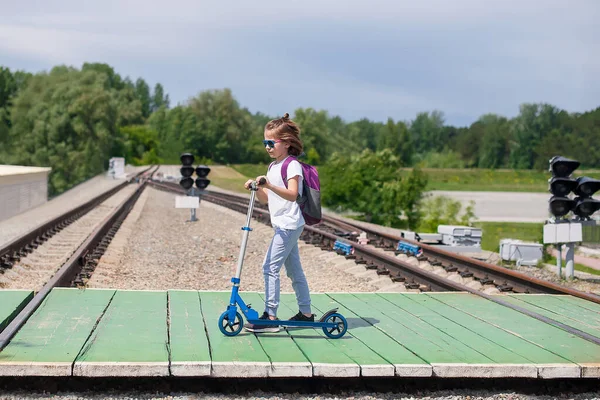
[{"xmin": 218, "ymin": 178, "xmax": 348, "ymax": 339}]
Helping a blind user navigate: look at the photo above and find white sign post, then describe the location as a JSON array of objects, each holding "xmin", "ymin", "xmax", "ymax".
[{"xmin": 175, "ymin": 187, "xmax": 200, "ymax": 222}]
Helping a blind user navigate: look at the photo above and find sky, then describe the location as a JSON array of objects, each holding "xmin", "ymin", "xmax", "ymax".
[{"xmin": 1, "ymin": 0, "xmax": 598, "ymax": 126}]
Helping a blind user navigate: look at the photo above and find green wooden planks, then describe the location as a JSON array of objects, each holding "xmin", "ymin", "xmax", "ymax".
[
  {"xmin": 168, "ymin": 290, "xmax": 211, "ymax": 376},
  {"xmin": 277, "ymin": 293, "xmax": 359, "ymax": 377},
  {"xmin": 0, "ymin": 288, "xmax": 114, "ymax": 376},
  {"xmin": 309, "ymin": 293, "xmax": 429, "ymax": 377},
  {"xmin": 330, "ymin": 293, "xmax": 460, "ymax": 365},
  {"xmin": 1, "ymin": 289, "xmax": 598, "ymax": 379},
  {"xmin": 73, "ymin": 290, "xmax": 169, "ymax": 377},
  {"xmin": 433, "ymin": 292, "xmax": 600, "ymax": 377},
  {"xmin": 347, "ymin": 293, "xmax": 497, "ymax": 364},
  {"xmin": 198, "ymin": 291, "xmax": 270, "ymax": 377},
  {"xmin": 404, "ymin": 294, "xmax": 570, "ymax": 365},
  {"xmin": 502, "ymin": 294, "xmax": 600, "ymax": 340},
  {"xmin": 0, "ymin": 290, "xmax": 33, "ymax": 333},
  {"xmin": 389, "ymin": 293, "xmax": 567, "ymax": 377},
  {"xmin": 243, "ymin": 292, "xmax": 311, "ymax": 377},
  {"xmin": 558, "ymin": 295, "xmax": 600, "ymax": 316}
]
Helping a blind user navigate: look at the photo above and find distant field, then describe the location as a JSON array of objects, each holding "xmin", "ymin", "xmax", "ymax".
[
  {"xmin": 474, "ymin": 222, "xmax": 543, "ymax": 252},
  {"xmin": 399, "ymin": 168, "xmax": 600, "ymax": 192},
  {"xmin": 230, "ymin": 164, "xmax": 600, "ymax": 192}
]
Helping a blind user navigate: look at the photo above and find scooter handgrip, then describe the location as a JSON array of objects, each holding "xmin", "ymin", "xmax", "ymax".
[{"xmin": 258, "ymin": 177, "xmax": 267, "ymax": 185}]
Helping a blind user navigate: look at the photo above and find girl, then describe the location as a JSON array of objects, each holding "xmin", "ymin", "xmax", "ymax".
[{"xmin": 243, "ymin": 113, "xmax": 313, "ymax": 333}]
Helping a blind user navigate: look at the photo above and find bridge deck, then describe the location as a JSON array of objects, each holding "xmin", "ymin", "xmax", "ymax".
[{"xmin": 0, "ymin": 288, "xmax": 598, "ymax": 378}]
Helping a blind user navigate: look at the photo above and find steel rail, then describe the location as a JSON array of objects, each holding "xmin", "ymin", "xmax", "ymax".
[
  {"xmin": 0, "ymin": 166, "xmax": 155, "ymax": 268},
  {"xmin": 0, "ymin": 169, "xmax": 157, "ymax": 350},
  {"xmin": 0, "ymin": 181, "xmax": 148, "ymax": 350},
  {"xmin": 324, "ymin": 215, "xmax": 600, "ymax": 304}
]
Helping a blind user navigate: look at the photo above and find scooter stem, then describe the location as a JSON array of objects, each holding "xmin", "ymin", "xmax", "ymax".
[{"xmin": 233, "ymin": 181, "xmax": 261, "ymax": 280}]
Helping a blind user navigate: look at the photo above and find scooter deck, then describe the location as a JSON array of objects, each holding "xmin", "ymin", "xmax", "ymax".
[{"xmin": 246, "ymin": 308, "xmax": 341, "ymax": 328}]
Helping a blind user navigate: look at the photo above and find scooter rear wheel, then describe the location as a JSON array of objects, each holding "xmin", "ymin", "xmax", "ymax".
[
  {"xmin": 219, "ymin": 311, "xmax": 244, "ymax": 336},
  {"xmin": 322, "ymin": 313, "xmax": 347, "ymax": 339}
]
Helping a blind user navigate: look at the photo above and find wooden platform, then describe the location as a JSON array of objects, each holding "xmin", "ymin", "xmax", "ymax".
[
  {"xmin": 0, "ymin": 290, "xmax": 33, "ymax": 333},
  {"xmin": 0, "ymin": 288, "xmax": 598, "ymax": 378}
]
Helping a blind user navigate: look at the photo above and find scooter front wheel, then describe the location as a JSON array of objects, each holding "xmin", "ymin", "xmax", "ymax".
[
  {"xmin": 218, "ymin": 311, "xmax": 244, "ymax": 336},
  {"xmin": 322, "ymin": 313, "xmax": 347, "ymax": 339}
]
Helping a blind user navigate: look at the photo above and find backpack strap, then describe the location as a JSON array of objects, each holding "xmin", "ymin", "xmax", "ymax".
[{"xmin": 279, "ymin": 156, "xmax": 296, "ymax": 189}]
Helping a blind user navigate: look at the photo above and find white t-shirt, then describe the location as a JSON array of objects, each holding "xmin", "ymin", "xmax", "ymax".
[{"xmin": 267, "ymin": 156, "xmax": 305, "ymax": 230}]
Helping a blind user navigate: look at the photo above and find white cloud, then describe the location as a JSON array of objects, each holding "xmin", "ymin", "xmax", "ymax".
[{"xmin": 0, "ymin": 0, "xmax": 597, "ymax": 124}]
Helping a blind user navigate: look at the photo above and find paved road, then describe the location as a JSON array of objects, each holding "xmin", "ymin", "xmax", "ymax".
[{"xmin": 429, "ymin": 191, "xmax": 550, "ymax": 223}]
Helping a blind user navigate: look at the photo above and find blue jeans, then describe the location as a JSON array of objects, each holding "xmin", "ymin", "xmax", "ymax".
[{"xmin": 263, "ymin": 225, "xmax": 311, "ymax": 317}]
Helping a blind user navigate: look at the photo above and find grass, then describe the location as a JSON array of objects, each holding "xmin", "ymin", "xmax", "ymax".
[
  {"xmin": 474, "ymin": 221, "xmax": 600, "ymax": 276},
  {"xmin": 232, "ymin": 163, "xmax": 600, "ymax": 192},
  {"xmin": 202, "ymin": 165, "xmax": 249, "ymax": 194},
  {"xmin": 231, "ymin": 163, "xmax": 271, "ymax": 179},
  {"xmin": 543, "ymin": 256, "xmax": 600, "ymax": 276},
  {"xmin": 474, "ymin": 222, "xmax": 544, "ymax": 253}
]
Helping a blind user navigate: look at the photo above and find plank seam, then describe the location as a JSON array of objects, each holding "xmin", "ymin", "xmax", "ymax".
[
  {"xmin": 197, "ymin": 291, "xmax": 213, "ymax": 375},
  {"xmin": 258, "ymin": 292, "xmax": 316, "ymax": 375},
  {"xmin": 338, "ymin": 293, "xmax": 436, "ymax": 363},
  {"xmin": 71, "ymin": 289, "xmax": 117, "ymax": 376},
  {"xmin": 166, "ymin": 290, "xmax": 172, "ymax": 376},
  {"xmin": 322, "ymin": 293, "xmax": 402, "ymax": 375},
  {"xmin": 384, "ymin": 293, "xmax": 540, "ymax": 365},
  {"xmin": 507, "ymin": 295, "xmax": 600, "ymax": 337},
  {"xmin": 375, "ymin": 293, "xmax": 497, "ymax": 364},
  {"xmin": 424, "ymin": 294, "xmax": 580, "ymax": 365}
]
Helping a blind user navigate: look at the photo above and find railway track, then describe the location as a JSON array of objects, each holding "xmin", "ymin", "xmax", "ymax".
[
  {"xmin": 0, "ymin": 166, "xmax": 158, "ymax": 349},
  {"xmin": 150, "ymin": 181, "xmax": 600, "ymax": 304}
]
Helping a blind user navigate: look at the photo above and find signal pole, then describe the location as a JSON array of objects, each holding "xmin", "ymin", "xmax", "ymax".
[
  {"xmin": 176, "ymin": 153, "xmax": 211, "ymax": 222},
  {"xmin": 544, "ymin": 156, "xmax": 600, "ymax": 279}
]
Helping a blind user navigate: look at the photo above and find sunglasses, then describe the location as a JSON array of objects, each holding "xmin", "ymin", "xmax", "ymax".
[{"xmin": 262, "ymin": 139, "xmax": 282, "ymax": 148}]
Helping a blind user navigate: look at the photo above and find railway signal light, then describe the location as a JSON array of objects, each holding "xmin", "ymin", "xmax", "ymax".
[
  {"xmin": 180, "ymin": 153, "xmax": 195, "ymax": 190},
  {"xmin": 573, "ymin": 177, "xmax": 600, "ymax": 219},
  {"xmin": 548, "ymin": 156, "xmax": 580, "ymax": 218},
  {"xmin": 574, "ymin": 177, "xmax": 600, "ymax": 197},
  {"xmin": 195, "ymin": 165, "xmax": 211, "ymax": 190}
]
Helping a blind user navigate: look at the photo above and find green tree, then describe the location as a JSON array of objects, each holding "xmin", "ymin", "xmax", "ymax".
[
  {"xmin": 151, "ymin": 83, "xmax": 170, "ymax": 112},
  {"xmin": 509, "ymin": 103, "xmax": 561, "ymax": 169},
  {"xmin": 477, "ymin": 114, "xmax": 511, "ymax": 169},
  {"xmin": 347, "ymin": 118, "xmax": 381, "ymax": 152},
  {"xmin": 409, "ymin": 110, "xmax": 445, "ymax": 154},
  {"xmin": 321, "ymin": 149, "xmax": 428, "ymax": 228},
  {"xmin": 378, "ymin": 118, "xmax": 413, "ymax": 166},
  {"xmin": 8, "ymin": 65, "xmax": 142, "ymax": 195},
  {"xmin": 118, "ymin": 125, "xmax": 162, "ymax": 165},
  {"xmin": 135, "ymin": 78, "xmax": 151, "ymax": 119},
  {"xmin": 454, "ymin": 124, "xmax": 482, "ymax": 167},
  {"xmin": 187, "ymin": 88, "xmax": 254, "ymax": 163}
]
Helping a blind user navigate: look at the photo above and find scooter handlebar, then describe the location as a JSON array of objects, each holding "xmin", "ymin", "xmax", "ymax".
[{"xmin": 250, "ymin": 178, "xmax": 267, "ymax": 191}]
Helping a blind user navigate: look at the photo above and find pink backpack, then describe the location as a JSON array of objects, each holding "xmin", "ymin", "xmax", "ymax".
[{"xmin": 268, "ymin": 156, "xmax": 322, "ymax": 225}]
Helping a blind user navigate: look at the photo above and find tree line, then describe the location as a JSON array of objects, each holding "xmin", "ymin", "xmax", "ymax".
[{"xmin": 0, "ymin": 63, "xmax": 597, "ymax": 228}]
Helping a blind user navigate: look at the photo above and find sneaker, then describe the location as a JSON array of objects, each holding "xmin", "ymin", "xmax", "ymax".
[
  {"xmin": 244, "ymin": 311, "xmax": 281, "ymax": 333},
  {"xmin": 288, "ymin": 311, "xmax": 315, "ymax": 322}
]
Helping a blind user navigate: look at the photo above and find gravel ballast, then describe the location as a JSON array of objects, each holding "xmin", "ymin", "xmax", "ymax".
[{"xmin": 88, "ymin": 187, "xmax": 381, "ymax": 295}]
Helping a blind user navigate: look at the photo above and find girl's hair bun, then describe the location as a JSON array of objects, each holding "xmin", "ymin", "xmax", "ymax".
[{"xmin": 282, "ymin": 112, "xmax": 290, "ymax": 120}]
